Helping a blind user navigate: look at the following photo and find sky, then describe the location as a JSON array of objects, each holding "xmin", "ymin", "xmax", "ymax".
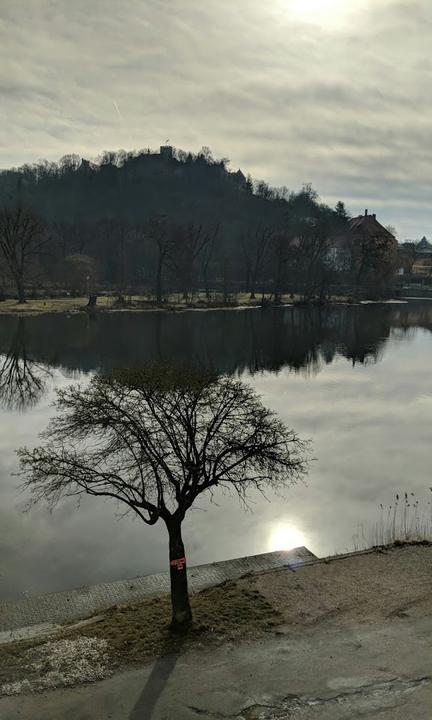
[{"xmin": 0, "ymin": 0, "xmax": 431, "ymax": 239}]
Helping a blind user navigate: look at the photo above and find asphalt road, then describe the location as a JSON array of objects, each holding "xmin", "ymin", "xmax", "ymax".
[{"xmin": 1, "ymin": 615, "xmax": 431, "ymax": 719}]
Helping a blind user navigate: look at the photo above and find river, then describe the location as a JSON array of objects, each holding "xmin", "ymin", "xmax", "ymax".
[{"xmin": 1, "ymin": 302, "xmax": 431, "ymax": 599}]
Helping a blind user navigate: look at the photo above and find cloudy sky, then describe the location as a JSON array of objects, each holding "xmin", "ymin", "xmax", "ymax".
[{"xmin": 0, "ymin": 0, "xmax": 430, "ymax": 238}]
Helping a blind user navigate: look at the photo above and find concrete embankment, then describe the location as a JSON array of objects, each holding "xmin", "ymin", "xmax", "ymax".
[{"xmin": 0, "ymin": 547, "xmax": 315, "ymax": 636}]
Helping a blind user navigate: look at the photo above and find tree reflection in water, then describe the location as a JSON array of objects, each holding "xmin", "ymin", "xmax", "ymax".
[
  {"xmin": 0, "ymin": 318, "xmax": 52, "ymax": 410},
  {"xmin": 0, "ymin": 303, "xmax": 432, "ymax": 410}
]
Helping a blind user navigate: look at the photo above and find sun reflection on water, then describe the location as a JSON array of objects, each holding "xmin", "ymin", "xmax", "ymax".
[{"xmin": 268, "ymin": 523, "xmax": 307, "ymax": 552}]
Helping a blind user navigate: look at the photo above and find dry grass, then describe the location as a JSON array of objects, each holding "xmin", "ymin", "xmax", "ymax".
[
  {"xmin": 351, "ymin": 492, "xmax": 432, "ymax": 551},
  {"xmin": 66, "ymin": 582, "xmax": 282, "ymax": 666},
  {"xmin": 2, "ymin": 544, "xmax": 431, "ymax": 696},
  {"xmin": 0, "ymin": 637, "xmax": 47, "ymax": 690},
  {"xmin": 0, "ymin": 581, "xmax": 282, "ymax": 693},
  {"xmin": 0, "ymin": 293, "xmax": 300, "ymax": 316},
  {"xmin": 373, "ymin": 491, "xmax": 432, "ymax": 546},
  {"xmin": 0, "ymin": 296, "xmax": 112, "ymax": 315}
]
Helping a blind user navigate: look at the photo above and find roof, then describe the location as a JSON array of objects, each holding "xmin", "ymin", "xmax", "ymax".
[
  {"xmin": 349, "ymin": 213, "xmax": 396, "ymax": 241},
  {"xmin": 417, "ymin": 237, "xmax": 432, "ymax": 250}
]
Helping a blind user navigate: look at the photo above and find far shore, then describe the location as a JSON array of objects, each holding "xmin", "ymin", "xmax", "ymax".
[{"xmin": 0, "ymin": 293, "xmax": 412, "ymax": 318}]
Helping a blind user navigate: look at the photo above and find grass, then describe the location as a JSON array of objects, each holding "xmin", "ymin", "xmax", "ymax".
[
  {"xmin": 0, "ymin": 637, "xmax": 45, "ymax": 690},
  {"xmin": 0, "ymin": 293, "xmax": 247, "ymax": 316},
  {"xmin": 352, "ymin": 490, "xmax": 432, "ymax": 551},
  {"xmin": 67, "ymin": 582, "xmax": 282, "ymax": 666},
  {"xmin": 0, "ymin": 296, "xmax": 113, "ymax": 315},
  {"xmin": 373, "ymin": 491, "xmax": 432, "ymax": 546},
  {"xmin": 0, "ymin": 292, "xmax": 306, "ymax": 316},
  {"xmin": 0, "ymin": 581, "xmax": 282, "ymax": 693}
]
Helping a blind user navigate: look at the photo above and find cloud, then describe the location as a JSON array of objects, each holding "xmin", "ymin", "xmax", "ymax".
[{"xmin": 0, "ymin": 0, "xmax": 431, "ymax": 236}]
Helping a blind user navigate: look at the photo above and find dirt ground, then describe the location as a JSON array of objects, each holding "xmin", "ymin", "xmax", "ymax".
[
  {"xmin": 245, "ymin": 543, "xmax": 432, "ymax": 628},
  {"xmin": 1, "ymin": 543, "xmax": 431, "ymax": 697}
]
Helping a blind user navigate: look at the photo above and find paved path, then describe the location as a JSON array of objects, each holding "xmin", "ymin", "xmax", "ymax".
[
  {"xmin": 0, "ymin": 548, "xmax": 315, "ymax": 632},
  {"xmin": 2, "ymin": 616, "xmax": 431, "ymax": 719}
]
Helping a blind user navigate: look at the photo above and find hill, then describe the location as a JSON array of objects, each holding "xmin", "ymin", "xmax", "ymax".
[{"xmin": 0, "ymin": 144, "xmax": 394, "ymax": 303}]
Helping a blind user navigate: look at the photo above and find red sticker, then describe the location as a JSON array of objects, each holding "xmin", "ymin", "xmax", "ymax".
[{"xmin": 170, "ymin": 557, "xmax": 186, "ymax": 570}]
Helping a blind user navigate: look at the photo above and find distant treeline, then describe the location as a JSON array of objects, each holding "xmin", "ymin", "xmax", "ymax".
[{"xmin": 0, "ymin": 145, "xmax": 396, "ymax": 303}]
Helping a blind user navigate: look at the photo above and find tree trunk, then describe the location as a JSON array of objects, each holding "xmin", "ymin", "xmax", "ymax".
[
  {"xmin": 203, "ymin": 265, "xmax": 211, "ymax": 302},
  {"xmin": 223, "ymin": 258, "xmax": 230, "ymax": 305},
  {"xmin": 156, "ymin": 261, "xmax": 163, "ymax": 305},
  {"xmin": 273, "ymin": 260, "xmax": 282, "ymax": 304},
  {"xmin": 244, "ymin": 264, "xmax": 251, "ymax": 297},
  {"xmin": 250, "ymin": 265, "xmax": 259, "ymax": 299},
  {"xmin": 166, "ymin": 519, "xmax": 192, "ymax": 631},
  {"xmin": 17, "ymin": 275, "xmax": 26, "ymax": 304}
]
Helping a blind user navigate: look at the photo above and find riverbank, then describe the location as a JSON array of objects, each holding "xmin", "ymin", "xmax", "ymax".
[
  {"xmin": 1, "ymin": 542, "xmax": 431, "ymax": 708},
  {"xmin": 0, "ymin": 294, "xmax": 281, "ymax": 316},
  {"xmin": 0, "ymin": 548, "xmax": 314, "ymax": 632},
  {"xmin": 0, "ymin": 292, "xmax": 355, "ymax": 317},
  {"xmin": 0, "ymin": 293, "xmax": 412, "ymax": 317}
]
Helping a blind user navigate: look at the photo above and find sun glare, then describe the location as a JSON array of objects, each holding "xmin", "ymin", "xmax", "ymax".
[
  {"xmin": 282, "ymin": 0, "xmax": 363, "ymax": 28},
  {"xmin": 291, "ymin": 0, "xmax": 341, "ymax": 12},
  {"xmin": 269, "ymin": 524, "xmax": 307, "ymax": 552}
]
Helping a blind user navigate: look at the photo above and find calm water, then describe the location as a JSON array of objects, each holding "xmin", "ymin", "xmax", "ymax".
[{"xmin": 1, "ymin": 302, "xmax": 432, "ymax": 600}]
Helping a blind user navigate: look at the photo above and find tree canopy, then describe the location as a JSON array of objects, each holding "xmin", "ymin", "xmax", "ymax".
[{"xmin": 17, "ymin": 363, "xmax": 310, "ymax": 628}]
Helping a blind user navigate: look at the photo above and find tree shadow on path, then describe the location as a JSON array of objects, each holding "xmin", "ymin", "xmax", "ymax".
[{"xmin": 129, "ymin": 635, "xmax": 187, "ymax": 720}]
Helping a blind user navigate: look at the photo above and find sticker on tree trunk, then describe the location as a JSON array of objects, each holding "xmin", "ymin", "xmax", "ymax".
[{"xmin": 170, "ymin": 557, "xmax": 186, "ymax": 570}]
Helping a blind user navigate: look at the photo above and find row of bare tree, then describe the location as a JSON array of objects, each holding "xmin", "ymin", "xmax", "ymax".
[{"xmin": 0, "ymin": 203, "xmax": 398, "ymax": 305}]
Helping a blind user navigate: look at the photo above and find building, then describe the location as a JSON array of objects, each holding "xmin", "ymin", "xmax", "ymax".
[
  {"xmin": 159, "ymin": 145, "xmax": 174, "ymax": 160},
  {"xmin": 349, "ymin": 209, "xmax": 396, "ymax": 244},
  {"xmin": 404, "ymin": 237, "xmax": 432, "ymax": 276},
  {"xmin": 327, "ymin": 210, "xmax": 397, "ymax": 272}
]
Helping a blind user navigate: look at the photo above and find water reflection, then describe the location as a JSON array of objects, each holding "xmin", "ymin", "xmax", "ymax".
[
  {"xmin": 0, "ymin": 318, "xmax": 51, "ymax": 410},
  {"xmin": 0, "ymin": 303, "xmax": 432, "ymax": 397},
  {"xmin": 268, "ymin": 524, "xmax": 308, "ymax": 552},
  {"xmin": 1, "ymin": 302, "xmax": 432, "ymax": 599}
]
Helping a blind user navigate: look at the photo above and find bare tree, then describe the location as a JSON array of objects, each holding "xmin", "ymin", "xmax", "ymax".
[
  {"xmin": 97, "ymin": 218, "xmax": 132, "ymax": 299},
  {"xmin": 170, "ymin": 223, "xmax": 214, "ymax": 302},
  {"xmin": 52, "ymin": 220, "xmax": 93, "ymax": 258},
  {"xmin": 241, "ymin": 224, "xmax": 274, "ymax": 299},
  {"xmin": 385, "ymin": 225, "xmax": 398, "ymax": 240},
  {"xmin": 350, "ymin": 229, "xmax": 398, "ymax": 297},
  {"xmin": 147, "ymin": 216, "xmax": 173, "ymax": 305},
  {"xmin": 201, "ymin": 224, "xmax": 219, "ymax": 302},
  {"xmin": 271, "ymin": 232, "xmax": 292, "ymax": 303},
  {"xmin": 63, "ymin": 254, "xmax": 98, "ymax": 300},
  {"xmin": 295, "ymin": 218, "xmax": 332, "ymax": 301},
  {"xmin": 17, "ymin": 365, "xmax": 309, "ymax": 630},
  {"xmin": 0, "ymin": 206, "xmax": 46, "ymax": 303}
]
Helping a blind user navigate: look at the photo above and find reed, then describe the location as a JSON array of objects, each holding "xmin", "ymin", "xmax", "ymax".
[{"xmin": 352, "ymin": 490, "xmax": 432, "ymax": 550}]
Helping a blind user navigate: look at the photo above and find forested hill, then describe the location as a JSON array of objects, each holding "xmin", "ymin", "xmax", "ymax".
[
  {"xmin": 0, "ymin": 145, "xmax": 291, "ymax": 232},
  {"xmin": 0, "ymin": 145, "xmax": 359, "ymax": 303}
]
